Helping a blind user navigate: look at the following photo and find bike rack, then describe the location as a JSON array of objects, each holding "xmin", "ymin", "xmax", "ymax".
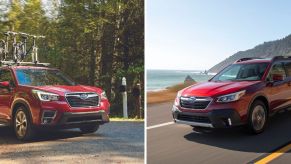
[
  {"xmin": 0, "ymin": 31, "xmax": 49, "ymax": 67},
  {"xmin": 0, "ymin": 61, "xmax": 50, "ymax": 67}
]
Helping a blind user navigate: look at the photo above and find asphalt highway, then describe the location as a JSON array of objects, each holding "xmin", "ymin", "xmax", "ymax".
[{"xmin": 147, "ymin": 102, "xmax": 291, "ymax": 164}]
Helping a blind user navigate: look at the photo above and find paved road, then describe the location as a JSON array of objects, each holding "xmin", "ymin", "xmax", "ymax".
[
  {"xmin": 0, "ymin": 121, "xmax": 144, "ymax": 164},
  {"xmin": 147, "ymin": 102, "xmax": 291, "ymax": 164}
]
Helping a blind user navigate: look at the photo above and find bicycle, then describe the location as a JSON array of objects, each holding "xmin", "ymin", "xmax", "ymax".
[
  {"xmin": 17, "ymin": 32, "xmax": 29, "ymax": 61},
  {"xmin": 0, "ymin": 39, "xmax": 5, "ymax": 57},
  {"xmin": 7, "ymin": 31, "xmax": 21, "ymax": 62},
  {"xmin": 25, "ymin": 34, "xmax": 45, "ymax": 63},
  {"xmin": 0, "ymin": 32, "xmax": 10, "ymax": 60},
  {"xmin": 0, "ymin": 31, "xmax": 46, "ymax": 64}
]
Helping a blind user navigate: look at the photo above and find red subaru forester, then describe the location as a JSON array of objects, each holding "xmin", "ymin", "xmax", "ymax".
[
  {"xmin": 173, "ymin": 56, "xmax": 291, "ymax": 134},
  {"xmin": 0, "ymin": 65, "xmax": 110, "ymax": 140}
]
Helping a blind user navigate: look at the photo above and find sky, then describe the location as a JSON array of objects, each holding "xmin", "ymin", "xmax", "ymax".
[{"xmin": 146, "ymin": 0, "xmax": 291, "ymax": 70}]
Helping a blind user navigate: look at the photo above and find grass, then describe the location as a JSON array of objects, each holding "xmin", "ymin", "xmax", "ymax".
[{"xmin": 147, "ymin": 82, "xmax": 196, "ymax": 105}]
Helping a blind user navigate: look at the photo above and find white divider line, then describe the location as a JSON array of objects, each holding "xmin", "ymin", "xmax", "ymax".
[{"xmin": 147, "ymin": 121, "xmax": 174, "ymax": 130}]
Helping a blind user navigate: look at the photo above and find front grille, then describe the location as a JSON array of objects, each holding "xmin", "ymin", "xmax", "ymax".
[
  {"xmin": 66, "ymin": 92, "xmax": 99, "ymax": 108},
  {"xmin": 180, "ymin": 96, "xmax": 211, "ymax": 109},
  {"xmin": 177, "ymin": 114, "xmax": 211, "ymax": 123}
]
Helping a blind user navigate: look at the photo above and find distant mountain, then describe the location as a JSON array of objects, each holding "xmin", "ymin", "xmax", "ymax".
[{"xmin": 208, "ymin": 34, "xmax": 291, "ymax": 73}]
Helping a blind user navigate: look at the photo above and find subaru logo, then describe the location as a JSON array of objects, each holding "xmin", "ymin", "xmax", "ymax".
[
  {"xmin": 189, "ymin": 97, "xmax": 196, "ymax": 102},
  {"xmin": 80, "ymin": 93, "xmax": 88, "ymax": 99}
]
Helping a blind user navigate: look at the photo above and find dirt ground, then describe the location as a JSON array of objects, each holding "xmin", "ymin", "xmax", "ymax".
[
  {"xmin": 0, "ymin": 121, "xmax": 144, "ymax": 164},
  {"xmin": 147, "ymin": 82, "xmax": 195, "ymax": 104}
]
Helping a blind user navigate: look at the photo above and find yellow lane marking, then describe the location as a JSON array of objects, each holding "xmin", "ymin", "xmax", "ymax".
[{"xmin": 255, "ymin": 143, "xmax": 291, "ymax": 164}]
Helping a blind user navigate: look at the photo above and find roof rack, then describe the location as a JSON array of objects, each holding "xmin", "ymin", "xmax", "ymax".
[
  {"xmin": 271, "ymin": 56, "xmax": 291, "ymax": 61},
  {"xmin": 1, "ymin": 60, "xmax": 50, "ymax": 67},
  {"xmin": 235, "ymin": 57, "xmax": 262, "ymax": 63}
]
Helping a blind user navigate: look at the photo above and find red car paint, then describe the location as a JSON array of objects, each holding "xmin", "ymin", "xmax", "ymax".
[
  {"xmin": 172, "ymin": 57, "xmax": 291, "ymax": 132},
  {"xmin": 0, "ymin": 65, "xmax": 110, "ymax": 137}
]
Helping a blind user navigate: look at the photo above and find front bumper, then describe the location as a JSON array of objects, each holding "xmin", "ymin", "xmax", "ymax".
[
  {"xmin": 172, "ymin": 106, "xmax": 243, "ymax": 128},
  {"xmin": 39, "ymin": 111, "xmax": 109, "ymax": 129}
]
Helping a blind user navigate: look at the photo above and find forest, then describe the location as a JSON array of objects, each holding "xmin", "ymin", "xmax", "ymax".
[{"xmin": 0, "ymin": 0, "xmax": 144, "ymax": 118}]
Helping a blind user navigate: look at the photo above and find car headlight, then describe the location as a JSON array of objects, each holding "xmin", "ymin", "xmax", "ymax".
[
  {"xmin": 176, "ymin": 90, "xmax": 182, "ymax": 98},
  {"xmin": 174, "ymin": 90, "xmax": 182, "ymax": 106},
  {"xmin": 217, "ymin": 90, "xmax": 246, "ymax": 103},
  {"xmin": 101, "ymin": 91, "xmax": 107, "ymax": 99},
  {"xmin": 32, "ymin": 90, "xmax": 60, "ymax": 101}
]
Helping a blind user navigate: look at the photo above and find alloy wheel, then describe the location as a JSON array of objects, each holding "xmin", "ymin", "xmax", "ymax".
[
  {"xmin": 251, "ymin": 105, "xmax": 266, "ymax": 131},
  {"xmin": 15, "ymin": 111, "xmax": 27, "ymax": 137}
]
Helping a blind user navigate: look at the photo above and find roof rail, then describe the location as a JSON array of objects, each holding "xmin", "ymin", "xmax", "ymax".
[
  {"xmin": 235, "ymin": 57, "xmax": 262, "ymax": 63},
  {"xmin": 271, "ymin": 56, "xmax": 291, "ymax": 61},
  {"xmin": 0, "ymin": 60, "xmax": 50, "ymax": 67}
]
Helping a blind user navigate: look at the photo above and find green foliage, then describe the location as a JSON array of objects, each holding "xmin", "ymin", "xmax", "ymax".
[{"xmin": 0, "ymin": 0, "xmax": 144, "ymax": 118}]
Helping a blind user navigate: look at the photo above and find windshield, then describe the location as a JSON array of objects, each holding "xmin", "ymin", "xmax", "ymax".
[
  {"xmin": 15, "ymin": 69, "xmax": 76, "ymax": 86},
  {"xmin": 211, "ymin": 63, "xmax": 269, "ymax": 82}
]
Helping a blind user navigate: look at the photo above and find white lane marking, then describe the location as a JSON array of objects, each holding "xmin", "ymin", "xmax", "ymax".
[{"xmin": 147, "ymin": 121, "xmax": 174, "ymax": 130}]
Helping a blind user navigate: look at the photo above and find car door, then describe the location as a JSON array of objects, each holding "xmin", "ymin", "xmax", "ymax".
[
  {"xmin": 0, "ymin": 69, "xmax": 15, "ymax": 123},
  {"xmin": 283, "ymin": 61, "xmax": 291, "ymax": 106},
  {"xmin": 266, "ymin": 62, "xmax": 290, "ymax": 112}
]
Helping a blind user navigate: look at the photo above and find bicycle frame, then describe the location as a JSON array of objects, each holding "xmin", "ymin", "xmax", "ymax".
[
  {"xmin": 18, "ymin": 32, "xmax": 29, "ymax": 61},
  {"xmin": 0, "ymin": 32, "xmax": 10, "ymax": 60},
  {"xmin": 27, "ymin": 35, "xmax": 45, "ymax": 63}
]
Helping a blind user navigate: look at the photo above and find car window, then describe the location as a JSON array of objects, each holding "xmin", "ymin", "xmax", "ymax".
[
  {"xmin": 0, "ymin": 69, "xmax": 15, "ymax": 86},
  {"xmin": 15, "ymin": 69, "xmax": 76, "ymax": 86},
  {"xmin": 284, "ymin": 61, "xmax": 291, "ymax": 77},
  {"xmin": 217, "ymin": 65, "xmax": 240, "ymax": 81},
  {"xmin": 211, "ymin": 63, "xmax": 268, "ymax": 82},
  {"xmin": 267, "ymin": 63, "xmax": 286, "ymax": 81}
]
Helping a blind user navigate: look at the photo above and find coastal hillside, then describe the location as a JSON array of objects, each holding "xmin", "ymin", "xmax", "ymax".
[{"xmin": 208, "ymin": 34, "xmax": 291, "ymax": 73}]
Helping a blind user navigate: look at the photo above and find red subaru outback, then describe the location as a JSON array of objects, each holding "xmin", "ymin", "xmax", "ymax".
[
  {"xmin": 172, "ymin": 56, "xmax": 291, "ymax": 134},
  {"xmin": 0, "ymin": 65, "xmax": 110, "ymax": 140}
]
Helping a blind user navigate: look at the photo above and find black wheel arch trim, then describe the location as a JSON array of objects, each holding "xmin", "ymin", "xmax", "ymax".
[
  {"xmin": 11, "ymin": 98, "xmax": 33, "ymax": 123},
  {"xmin": 247, "ymin": 93, "xmax": 269, "ymax": 119}
]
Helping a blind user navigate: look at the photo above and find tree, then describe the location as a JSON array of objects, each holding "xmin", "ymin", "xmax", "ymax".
[{"xmin": 0, "ymin": 0, "xmax": 144, "ymax": 118}]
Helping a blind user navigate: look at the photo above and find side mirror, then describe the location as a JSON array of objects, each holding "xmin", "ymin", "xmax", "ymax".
[
  {"xmin": 272, "ymin": 74, "xmax": 285, "ymax": 81},
  {"xmin": 0, "ymin": 81, "xmax": 10, "ymax": 88}
]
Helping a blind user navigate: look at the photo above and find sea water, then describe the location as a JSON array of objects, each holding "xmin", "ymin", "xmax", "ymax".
[{"xmin": 147, "ymin": 70, "xmax": 215, "ymax": 91}]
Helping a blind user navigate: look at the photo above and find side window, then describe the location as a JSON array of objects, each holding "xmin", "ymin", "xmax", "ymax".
[
  {"xmin": 0, "ymin": 69, "xmax": 15, "ymax": 86},
  {"xmin": 267, "ymin": 63, "xmax": 286, "ymax": 81},
  {"xmin": 284, "ymin": 61, "xmax": 291, "ymax": 77}
]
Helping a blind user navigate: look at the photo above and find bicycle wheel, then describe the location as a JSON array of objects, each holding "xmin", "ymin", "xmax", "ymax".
[
  {"xmin": 13, "ymin": 46, "xmax": 18, "ymax": 62},
  {"xmin": 0, "ymin": 40, "xmax": 5, "ymax": 60}
]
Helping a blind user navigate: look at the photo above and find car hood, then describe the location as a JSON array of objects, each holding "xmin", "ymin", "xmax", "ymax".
[
  {"xmin": 32, "ymin": 85, "xmax": 102, "ymax": 96},
  {"xmin": 181, "ymin": 81, "xmax": 261, "ymax": 97}
]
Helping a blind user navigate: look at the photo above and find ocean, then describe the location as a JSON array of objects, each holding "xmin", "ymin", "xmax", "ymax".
[{"xmin": 147, "ymin": 70, "xmax": 215, "ymax": 91}]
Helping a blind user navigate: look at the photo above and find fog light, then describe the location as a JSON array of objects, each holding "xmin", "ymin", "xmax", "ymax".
[
  {"xmin": 41, "ymin": 110, "xmax": 57, "ymax": 124},
  {"xmin": 228, "ymin": 118, "xmax": 232, "ymax": 126},
  {"xmin": 172, "ymin": 105, "xmax": 180, "ymax": 112}
]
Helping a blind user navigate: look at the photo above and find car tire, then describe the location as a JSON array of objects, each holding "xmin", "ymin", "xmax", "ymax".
[
  {"xmin": 247, "ymin": 100, "xmax": 267, "ymax": 134},
  {"xmin": 80, "ymin": 124, "xmax": 99, "ymax": 133},
  {"xmin": 14, "ymin": 106, "xmax": 35, "ymax": 141}
]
